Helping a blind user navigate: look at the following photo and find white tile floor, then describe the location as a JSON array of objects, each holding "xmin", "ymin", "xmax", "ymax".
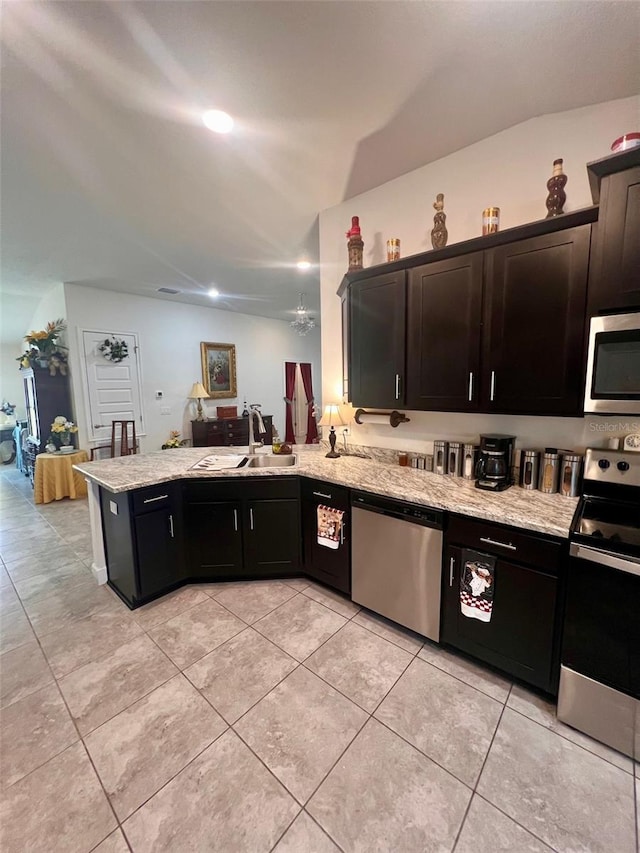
[{"xmin": 0, "ymin": 465, "xmax": 637, "ymax": 852}]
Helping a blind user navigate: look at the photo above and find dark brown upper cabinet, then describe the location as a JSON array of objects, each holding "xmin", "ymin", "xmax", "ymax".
[
  {"xmin": 348, "ymin": 270, "xmax": 406, "ymax": 408},
  {"xmin": 483, "ymin": 225, "xmax": 590, "ymax": 416},
  {"xmin": 406, "ymin": 253, "xmax": 483, "ymax": 412},
  {"xmin": 339, "ymin": 208, "xmax": 598, "ymax": 416},
  {"xmin": 587, "ymin": 149, "xmax": 640, "ymax": 315}
]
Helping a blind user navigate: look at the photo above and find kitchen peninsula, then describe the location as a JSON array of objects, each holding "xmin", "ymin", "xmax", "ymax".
[
  {"xmin": 77, "ymin": 446, "xmax": 576, "ymax": 579},
  {"xmin": 76, "ymin": 446, "xmax": 577, "ymax": 693}
]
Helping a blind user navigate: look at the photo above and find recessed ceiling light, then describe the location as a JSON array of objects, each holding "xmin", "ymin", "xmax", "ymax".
[
  {"xmin": 296, "ymin": 260, "xmax": 311, "ymax": 271},
  {"xmin": 202, "ymin": 110, "xmax": 234, "ymax": 134},
  {"xmin": 208, "ymin": 288, "xmax": 219, "ymax": 298}
]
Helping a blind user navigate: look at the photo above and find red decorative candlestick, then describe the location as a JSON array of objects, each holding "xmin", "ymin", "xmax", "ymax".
[{"xmin": 346, "ymin": 216, "xmax": 364, "ymax": 271}]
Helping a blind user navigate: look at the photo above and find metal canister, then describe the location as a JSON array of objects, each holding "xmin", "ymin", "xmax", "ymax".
[
  {"xmin": 447, "ymin": 442, "xmax": 463, "ymax": 477},
  {"xmin": 462, "ymin": 444, "xmax": 479, "ymax": 480},
  {"xmin": 425, "ymin": 454, "xmax": 434, "ymax": 472},
  {"xmin": 560, "ymin": 453, "xmax": 583, "ymax": 497},
  {"xmin": 433, "ymin": 441, "xmax": 448, "ymax": 475},
  {"xmin": 520, "ymin": 450, "xmax": 540, "ymax": 491},
  {"xmin": 386, "ymin": 238, "xmax": 401, "ymax": 262},
  {"xmin": 539, "ymin": 448, "xmax": 561, "ymax": 493},
  {"xmin": 482, "ymin": 207, "xmax": 500, "ymax": 235}
]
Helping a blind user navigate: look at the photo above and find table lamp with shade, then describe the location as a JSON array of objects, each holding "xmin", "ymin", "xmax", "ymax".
[
  {"xmin": 188, "ymin": 381, "xmax": 209, "ymax": 421},
  {"xmin": 318, "ymin": 404, "xmax": 345, "ymax": 458}
]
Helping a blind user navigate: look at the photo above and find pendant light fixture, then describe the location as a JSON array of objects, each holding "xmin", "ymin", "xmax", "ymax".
[{"xmin": 290, "ymin": 293, "xmax": 315, "ymax": 336}]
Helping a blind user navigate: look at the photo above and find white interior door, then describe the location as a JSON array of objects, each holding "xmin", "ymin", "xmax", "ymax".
[{"xmin": 81, "ymin": 330, "xmax": 144, "ymax": 445}]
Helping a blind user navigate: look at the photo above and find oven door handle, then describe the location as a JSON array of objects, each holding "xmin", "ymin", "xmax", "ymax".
[{"xmin": 570, "ymin": 542, "xmax": 640, "ymax": 577}]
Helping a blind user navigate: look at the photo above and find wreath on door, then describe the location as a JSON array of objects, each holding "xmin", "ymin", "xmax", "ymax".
[{"xmin": 98, "ymin": 336, "xmax": 129, "ymax": 363}]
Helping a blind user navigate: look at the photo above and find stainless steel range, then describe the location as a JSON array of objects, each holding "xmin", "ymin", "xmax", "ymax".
[{"xmin": 558, "ymin": 448, "xmax": 640, "ymax": 759}]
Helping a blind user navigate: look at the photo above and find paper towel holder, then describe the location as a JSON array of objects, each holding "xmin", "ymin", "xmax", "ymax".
[{"xmin": 354, "ymin": 408, "xmax": 410, "ymax": 428}]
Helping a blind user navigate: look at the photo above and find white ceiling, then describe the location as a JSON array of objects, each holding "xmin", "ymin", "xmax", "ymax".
[{"xmin": 1, "ymin": 1, "xmax": 638, "ymax": 344}]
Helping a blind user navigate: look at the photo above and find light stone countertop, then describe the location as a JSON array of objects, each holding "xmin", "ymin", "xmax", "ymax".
[{"xmin": 75, "ymin": 446, "xmax": 578, "ymax": 539}]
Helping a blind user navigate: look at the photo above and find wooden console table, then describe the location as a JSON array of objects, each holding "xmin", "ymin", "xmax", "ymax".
[
  {"xmin": 192, "ymin": 415, "xmax": 273, "ymax": 447},
  {"xmin": 34, "ymin": 450, "xmax": 89, "ymax": 504}
]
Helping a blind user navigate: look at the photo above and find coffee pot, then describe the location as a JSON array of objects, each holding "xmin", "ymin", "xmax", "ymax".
[{"xmin": 475, "ymin": 434, "xmax": 515, "ymax": 492}]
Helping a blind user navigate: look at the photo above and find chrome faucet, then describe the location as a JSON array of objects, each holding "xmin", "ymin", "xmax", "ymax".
[{"xmin": 248, "ymin": 404, "xmax": 265, "ymax": 455}]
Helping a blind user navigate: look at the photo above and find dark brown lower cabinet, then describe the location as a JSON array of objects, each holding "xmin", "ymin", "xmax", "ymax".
[
  {"xmin": 184, "ymin": 477, "xmax": 300, "ymax": 581},
  {"xmin": 441, "ymin": 516, "xmax": 564, "ymax": 693},
  {"xmin": 187, "ymin": 500, "xmax": 243, "ymax": 579},
  {"xmin": 301, "ymin": 478, "xmax": 350, "ymax": 595},
  {"xmin": 101, "ymin": 482, "xmax": 185, "ymax": 608}
]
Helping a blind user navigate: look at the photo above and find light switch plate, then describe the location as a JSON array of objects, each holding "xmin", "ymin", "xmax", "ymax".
[
  {"xmin": 109, "ymin": 500, "xmax": 118, "ymax": 515},
  {"xmin": 160, "ymin": 406, "xmax": 171, "ymax": 415}
]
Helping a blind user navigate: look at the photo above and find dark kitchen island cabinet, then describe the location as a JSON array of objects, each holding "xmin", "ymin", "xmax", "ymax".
[
  {"xmin": 587, "ymin": 149, "xmax": 640, "ymax": 314},
  {"xmin": 441, "ymin": 515, "xmax": 565, "ymax": 693},
  {"xmin": 101, "ymin": 482, "xmax": 185, "ymax": 608},
  {"xmin": 184, "ymin": 477, "xmax": 300, "ymax": 582},
  {"xmin": 348, "ymin": 270, "xmax": 406, "ymax": 408},
  {"xmin": 301, "ymin": 477, "xmax": 351, "ymax": 595}
]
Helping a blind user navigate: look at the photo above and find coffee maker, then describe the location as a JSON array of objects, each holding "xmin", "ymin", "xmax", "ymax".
[{"xmin": 475, "ymin": 434, "xmax": 516, "ymax": 491}]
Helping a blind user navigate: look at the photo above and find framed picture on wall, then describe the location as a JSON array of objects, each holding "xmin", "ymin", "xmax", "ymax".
[{"xmin": 200, "ymin": 342, "xmax": 237, "ymax": 399}]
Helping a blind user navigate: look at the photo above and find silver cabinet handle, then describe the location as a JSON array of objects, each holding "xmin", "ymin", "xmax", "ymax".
[
  {"xmin": 143, "ymin": 494, "xmax": 168, "ymax": 504},
  {"xmin": 395, "ymin": 374, "xmax": 401, "ymax": 400},
  {"xmin": 312, "ymin": 491, "xmax": 332, "ymax": 500},
  {"xmin": 233, "ymin": 508, "xmax": 238, "ymax": 532},
  {"xmin": 468, "ymin": 372, "xmax": 474, "ymax": 402},
  {"xmin": 249, "ymin": 508, "xmax": 254, "ymax": 530},
  {"xmin": 449, "ymin": 556, "xmax": 455, "ymax": 587},
  {"xmin": 340, "ymin": 522, "xmax": 345, "ymax": 545},
  {"xmin": 570, "ymin": 542, "xmax": 640, "ymax": 577},
  {"xmin": 490, "ymin": 371, "xmax": 496, "ymax": 402},
  {"xmin": 93, "ymin": 423, "xmax": 104, "ymax": 429},
  {"xmin": 168, "ymin": 514, "xmax": 174, "ymax": 538},
  {"xmin": 480, "ymin": 536, "xmax": 516, "ymax": 551}
]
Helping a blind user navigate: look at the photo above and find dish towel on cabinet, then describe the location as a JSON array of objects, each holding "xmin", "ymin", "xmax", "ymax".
[
  {"xmin": 317, "ymin": 505, "xmax": 344, "ymax": 550},
  {"xmin": 460, "ymin": 549, "xmax": 496, "ymax": 623}
]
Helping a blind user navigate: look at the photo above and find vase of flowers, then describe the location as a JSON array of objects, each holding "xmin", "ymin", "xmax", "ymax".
[
  {"xmin": 50, "ymin": 416, "xmax": 78, "ymax": 450},
  {"xmin": 17, "ymin": 319, "xmax": 68, "ymax": 373},
  {"xmin": 162, "ymin": 430, "xmax": 187, "ymax": 449}
]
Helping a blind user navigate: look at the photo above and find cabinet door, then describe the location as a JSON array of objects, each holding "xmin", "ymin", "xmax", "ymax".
[
  {"xmin": 589, "ymin": 166, "xmax": 640, "ymax": 313},
  {"xmin": 135, "ymin": 509, "xmax": 182, "ymax": 599},
  {"xmin": 186, "ymin": 501, "xmax": 243, "ymax": 579},
  {"xmin": 349, "ymin": 271, "xmax": 406, "ymax": 407},
  {"xmin": 442, "ymin": 545, "xmax": 557, "ymax": 691},
  {"xmin": 302, "ymin": 503, "xmax": 350, "ymax": 595},
  {"xmin": 483, "ymin": 225, "xmax": 590, "ymax": 416},
  {"xmin": 407, "ymin": 254, "xmax": 483, "ymax": 411},
  {"xmin": 244, "ymin": 498, "xmax": 300, "ymax": 576}
]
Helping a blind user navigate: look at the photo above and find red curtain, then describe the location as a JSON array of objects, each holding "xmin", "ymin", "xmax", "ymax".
[
  {"xmin": 284, "ymin": 362, "xmax": 296, "ymax": 443},
  {"xmin": 299, "ymin": 362, "xmax": 318, "ymax": 444}
]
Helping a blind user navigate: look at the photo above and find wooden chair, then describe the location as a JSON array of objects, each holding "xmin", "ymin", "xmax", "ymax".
[{"xmin": 90, "ymin": 420, "xmax": 138, "ymax": 460}]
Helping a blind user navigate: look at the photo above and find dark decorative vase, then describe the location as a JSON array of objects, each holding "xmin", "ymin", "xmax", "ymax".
[
  {"xmin": 431, "ymin": 193, "xmax": 448, "ymax": 249},
  {"xmin": 546, "ymin": 159, "xmax": 567, "ymax": 217}
]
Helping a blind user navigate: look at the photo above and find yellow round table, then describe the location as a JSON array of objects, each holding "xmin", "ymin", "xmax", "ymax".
[{"xmin": 34, "ymin": 450, "xmax": 89, "ymax": 504}]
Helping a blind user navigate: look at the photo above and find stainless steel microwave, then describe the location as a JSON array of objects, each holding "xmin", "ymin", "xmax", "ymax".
[{"xmin": 584, "ymin": 312, "xmax": 640, "ymax": 414}]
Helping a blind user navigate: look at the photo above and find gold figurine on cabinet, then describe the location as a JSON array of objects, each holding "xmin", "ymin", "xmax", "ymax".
[{"xmin": 431, "ymin": 193, "xmax": 448, "ymax": 249}]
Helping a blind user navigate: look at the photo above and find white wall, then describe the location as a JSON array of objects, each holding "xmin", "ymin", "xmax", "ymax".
[
  {"xmin": 64, "ymin": 285, "xmax": 321, "ymax": 452},
  {"xmin": 0, "ymin": 344, "xmax": 25, "ymax": 419},
  {"xmin": 319, "ymin": 95, "xmax": 640, "ymax": 454}
]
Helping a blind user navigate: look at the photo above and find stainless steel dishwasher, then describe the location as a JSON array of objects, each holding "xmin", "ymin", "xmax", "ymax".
[{"xmin": 351, "ymin": 491, "xmax": 444, "ymax": 642}]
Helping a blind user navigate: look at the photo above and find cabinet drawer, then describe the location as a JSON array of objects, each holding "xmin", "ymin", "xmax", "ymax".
[
  {"xmin": 301, "ymin": 477, "xmax": 350, "ymax": 510},
  {"xmin": 131, "ymin": 484, "xmax": 174, "ymax": 515},
  {"xmin": 447, "ymin": 514, "xmax": 563, "ymax": 574}
]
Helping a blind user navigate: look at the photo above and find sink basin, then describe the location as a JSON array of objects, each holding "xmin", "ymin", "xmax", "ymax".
[{"xmin": 245, "ymin": 454, "xmax": 297, "ymax": 468}]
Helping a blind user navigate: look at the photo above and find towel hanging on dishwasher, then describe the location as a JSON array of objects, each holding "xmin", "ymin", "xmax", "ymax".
[
  {"xmin": 317, "ymin": 505, "xmax": 344, "ymax": 550},
  {"xmin": 460, "ymin": 549, "xmax": 496, "ymax": 622}
]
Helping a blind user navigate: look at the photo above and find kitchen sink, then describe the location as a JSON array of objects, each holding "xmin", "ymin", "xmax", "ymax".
[{"xmin": 245, "ymin": 454, "xmax": 297, "ymax": 468}]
